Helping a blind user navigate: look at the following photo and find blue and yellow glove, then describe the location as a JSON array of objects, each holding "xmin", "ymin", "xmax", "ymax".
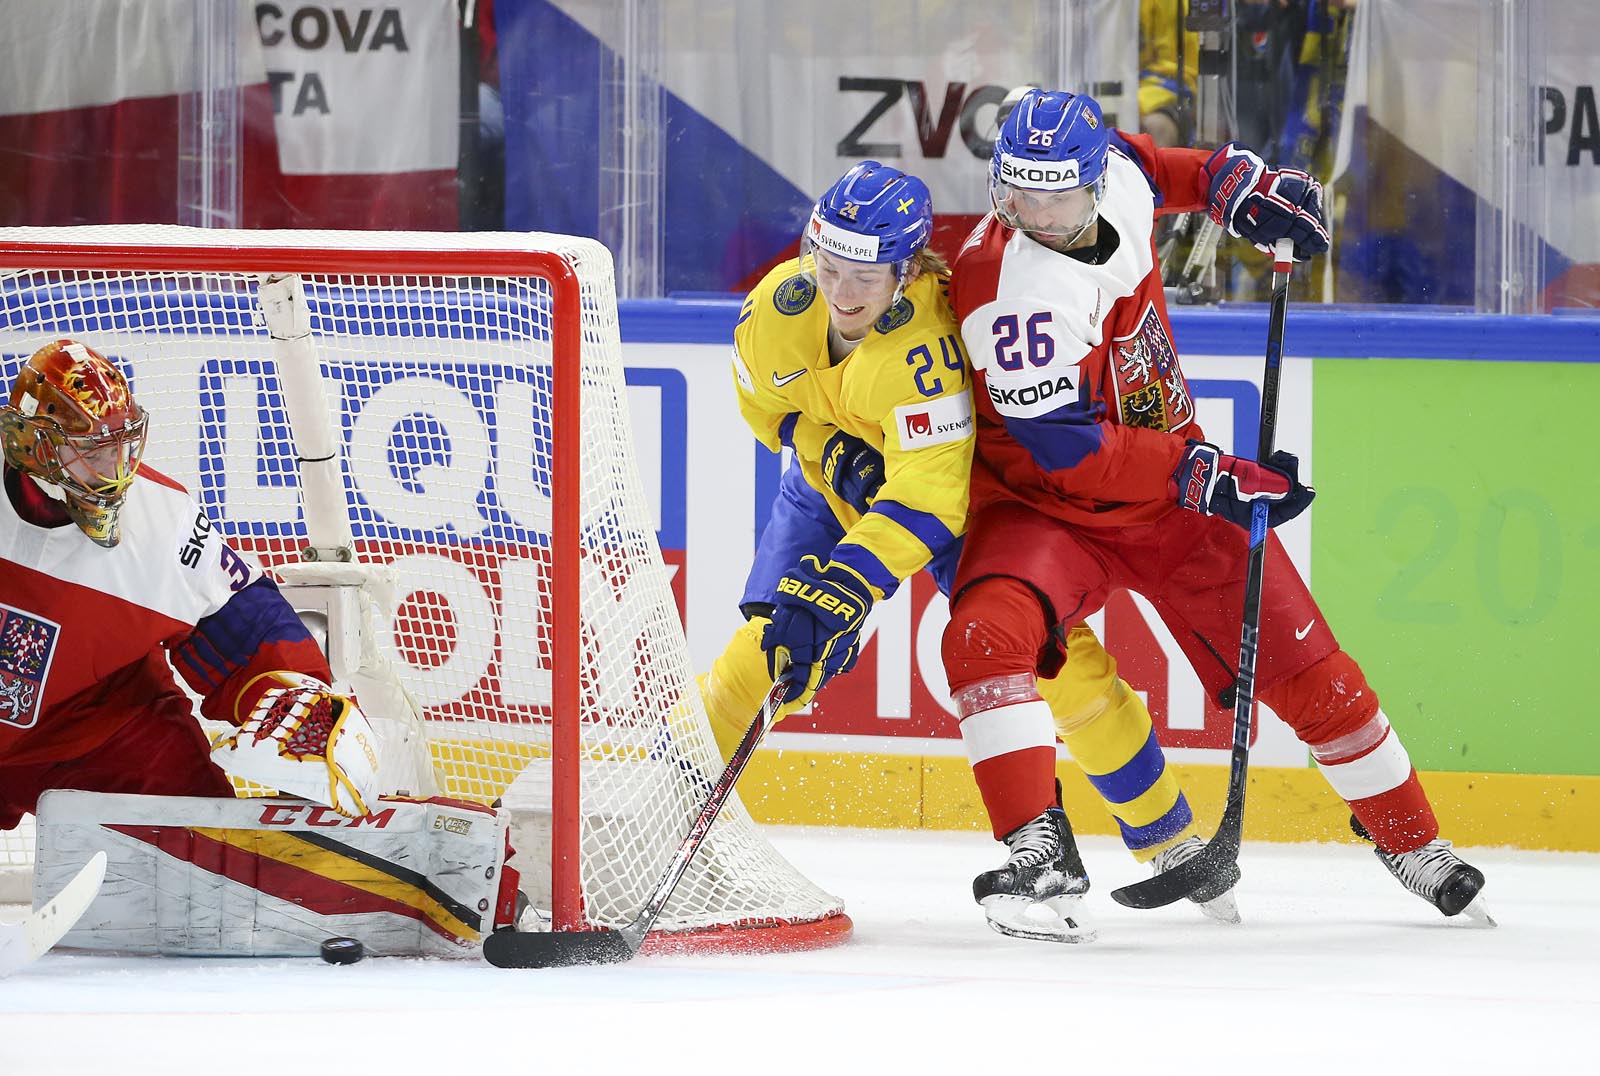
[
  {"xmin": 821, "ymin": 429, "xmax": 886, "ymax": 514},
  {"xmin": 762, "ymin": 554, "xmax": 874, "ymax": 706}
]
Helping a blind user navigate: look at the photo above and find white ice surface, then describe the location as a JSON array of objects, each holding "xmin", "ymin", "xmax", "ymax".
[{"xmin": 2, "ymin": 828, "xmax": 1596, "ymax": 1076}]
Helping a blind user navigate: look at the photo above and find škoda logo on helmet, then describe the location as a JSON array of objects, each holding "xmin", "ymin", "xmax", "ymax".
[{"xmin": 999, "ymin": 156, "xmax": 1080, "ymax": 188}]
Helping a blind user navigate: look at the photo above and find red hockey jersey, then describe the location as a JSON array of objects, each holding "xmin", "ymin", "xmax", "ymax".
[
  {"xmin": 0, "ymin": 464, "xmax": 331, "ymax": 767},
  {"xmin": 951, "ymin": 132, "xmax": 1215, "ymax": 527}
]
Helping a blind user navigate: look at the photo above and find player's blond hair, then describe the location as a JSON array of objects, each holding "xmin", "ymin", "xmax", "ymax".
[{"xmin": 908, "ymin": 247, "xmax": 949, "ymax": 279}]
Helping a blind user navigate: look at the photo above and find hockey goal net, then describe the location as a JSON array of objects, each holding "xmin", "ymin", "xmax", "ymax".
[{"xmin": 0, "ymin": 225, "xmax": 849, "ymax": 951}]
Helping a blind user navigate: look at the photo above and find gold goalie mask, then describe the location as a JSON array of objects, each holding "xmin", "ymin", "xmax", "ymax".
[{"xmin": 1, "ymin": 339, "xmax": 149, "ymax": 547}]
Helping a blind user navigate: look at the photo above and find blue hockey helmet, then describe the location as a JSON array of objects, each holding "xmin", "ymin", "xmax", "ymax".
[
  {"xmin": 803, "ymin": 161, "xmax": 933, "ymax": 297},
  {"xmin": 990, "ymin": 89, "xmax": 1110, "ymax": 245}
]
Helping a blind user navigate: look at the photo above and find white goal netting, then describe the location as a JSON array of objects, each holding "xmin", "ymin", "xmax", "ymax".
[{"xmin": 0, "ymin": 226, "xmax": 847, "ymax": 948}]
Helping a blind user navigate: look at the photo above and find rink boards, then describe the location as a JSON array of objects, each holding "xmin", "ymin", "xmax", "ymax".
[
  {"xmin": 2, "ymin": 295, "xmax": 1596, "ymax": 850},
  {"xmin": 621, "ymin": 302, "xmax": 1600, "ymax": 851}
]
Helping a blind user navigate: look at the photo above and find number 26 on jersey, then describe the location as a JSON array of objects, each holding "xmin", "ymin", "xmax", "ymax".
[{"xmin": 991, "ymin": 312, "xmax": 1055, "ymax": 371}]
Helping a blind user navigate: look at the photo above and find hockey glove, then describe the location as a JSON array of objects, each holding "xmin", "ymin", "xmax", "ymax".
[
  {"xmin": 1171, "ymin": 440, "xmax": 1315, "ymax": 531},
  {"xmin": 762, "ymin": 555, "xmax": 873, "ymax": 706},
  {"xmin": 1203, "ymin": 143, "xmax": 1329, "ymax": 261},
  {"xmin": 211, "ymin": 671, "xmax": 381, "ymax": 817},
  {"xmin": 821, "ymin": 429, "xmax": 886, "ymax": 514}
]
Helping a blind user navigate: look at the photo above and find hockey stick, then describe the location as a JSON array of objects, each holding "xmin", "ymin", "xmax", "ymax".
[
  {"xmin": 484, "ymin": 679, "xmax": 791, "ymax": 968},
  {"xmin": 0, "ymin": 851, "xmax": 107, "ymax": 978},
  {"xmin": 1113, "ymin": 238, "xmax": 1295, "ymax": 910}
]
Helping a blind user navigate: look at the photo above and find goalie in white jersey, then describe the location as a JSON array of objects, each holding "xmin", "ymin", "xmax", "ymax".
[
  {"xmin": 696, "ymin": 161, "xmax": 1238, "ymax": 942},
  {"xmin": 0, "ymin": 340, "xmax": 522, "ymax": 958}
]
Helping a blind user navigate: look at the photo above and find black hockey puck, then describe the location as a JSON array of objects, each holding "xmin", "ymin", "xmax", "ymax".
[{"xmin": 320, "ymin": 937, "xmax": 365, "ymax": 965}]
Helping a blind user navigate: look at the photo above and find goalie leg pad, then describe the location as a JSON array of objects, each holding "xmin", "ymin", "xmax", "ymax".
[{"xmin": 32, "ymin": 790, "xmax": 510, "ymax": 957}]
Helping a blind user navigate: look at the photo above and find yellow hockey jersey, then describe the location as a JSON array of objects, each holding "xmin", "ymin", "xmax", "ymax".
[{"xmin": 731, "ymin": 258, "xmax": 975, "ymax": 599}]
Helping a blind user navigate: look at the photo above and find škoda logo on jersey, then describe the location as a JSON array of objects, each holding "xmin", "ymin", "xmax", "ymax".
[{"xmin": 0, "ymin": 603, "xmax": 59, "ymax": 730}]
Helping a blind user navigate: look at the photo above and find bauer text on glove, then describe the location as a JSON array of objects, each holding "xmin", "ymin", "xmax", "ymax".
[
  {"xmin": 1203, "ymin": 143, "xmax": 1329, "ymax": 261},
  {"xmin": 1171, "ymin": 441, "xmax": 1314, "ymax": 530},
  {"xmin": 762, "ymin": 555, "xmax": 873, "ymax": 706}
]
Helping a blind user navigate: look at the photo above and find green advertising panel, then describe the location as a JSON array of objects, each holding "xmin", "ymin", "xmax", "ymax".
[{"xmin": 1313, "ymin": 359, "xmax": 1600, "ymax": 776}]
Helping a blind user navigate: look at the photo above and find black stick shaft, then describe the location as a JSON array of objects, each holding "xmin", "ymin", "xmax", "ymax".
[
  {"xmin": 1220, "ymin": 237, "xmax": 1296, "ymax": 842},
  {"xmin": 1111, "ymin": 238, "xmax": 1295, "ymax": 909},
  {"xmin": 632, "ymin": 678, "xmax": 789, "ymax": 935},
  {"xmin": 485, "ymin": 678, "xmax": 790, "ymax": 967}
]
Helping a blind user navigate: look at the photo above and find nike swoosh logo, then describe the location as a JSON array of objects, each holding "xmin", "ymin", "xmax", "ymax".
[
  {"xmin": 1295, "ymin": 620, "xmax": 1315, "ymax": 640},
  {"xmin": 772, "ymin": 368, "xmax": 807, "ymax": 388}
]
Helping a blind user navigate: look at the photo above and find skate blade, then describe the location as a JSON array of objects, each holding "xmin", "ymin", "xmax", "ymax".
[
  {"xmin": 1196, "ymin": 890, "xmax": 1243, "ymax": 925},
  {"xmin": 1458, "ymin": 895, "xmax": 1497, "ymax": 929},
  {"xmin": 980, "ymin": 894, "xmax": 1097, "ymax": 944}
]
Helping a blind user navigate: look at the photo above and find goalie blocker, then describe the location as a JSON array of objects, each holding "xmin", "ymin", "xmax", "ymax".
[{"xmin": 32, "ymin": 790, "xmax": 523, "ymax": 957}]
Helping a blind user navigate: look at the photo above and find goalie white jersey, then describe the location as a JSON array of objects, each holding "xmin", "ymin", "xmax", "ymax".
[{"xmin": 0, "ymin": 462, "xmax": 330, "ymax": 778}]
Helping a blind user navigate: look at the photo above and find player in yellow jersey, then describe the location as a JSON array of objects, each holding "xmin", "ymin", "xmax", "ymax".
[{"xmin": 698, "ymin": 161, "xmax": 1239, "ymax": 939}]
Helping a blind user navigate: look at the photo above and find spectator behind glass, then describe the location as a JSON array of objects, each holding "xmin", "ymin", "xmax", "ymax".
[{"xmin": 1139, "ymin": 0, "xmax": 1199, "ymax": 147}]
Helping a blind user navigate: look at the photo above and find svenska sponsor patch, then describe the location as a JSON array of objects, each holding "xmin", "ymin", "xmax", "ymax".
[{"xmin": 894, "ymin": 393, "xmax": 974, "ymax": 450}]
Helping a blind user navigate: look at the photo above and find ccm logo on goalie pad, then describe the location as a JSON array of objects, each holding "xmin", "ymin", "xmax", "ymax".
[
  {"xmin": 894, "ymin": 393, "xmax": 973, "ymax": 450},
  {"xmin": 258, "ymin": 803, "xmax": 396, "ymax": 828}
]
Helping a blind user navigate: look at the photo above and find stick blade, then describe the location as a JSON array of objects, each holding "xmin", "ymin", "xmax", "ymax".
[
  {"xmin": 1112, "ymin": 812, "xmax": 1244, "ymax": 911},
  {"xmin": 482, "ymin": 928, "xmax": 636, "ymax": 969},
  {"xmin": 0, "ymin": 851, "xmax": 108, "ymax": 978},
  {"xmin": 1111, "ymin": 844, "xmax": 1235, "ymax": 910}
]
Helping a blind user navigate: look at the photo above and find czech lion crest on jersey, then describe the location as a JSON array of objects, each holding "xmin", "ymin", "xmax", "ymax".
[
  {"xmin": 1111, "ymin": 301, "xmax": 1192, "ymax": 433},
  {"xmin": 0, "ymin": 603, "xmax": 59, "ymax": 729}
]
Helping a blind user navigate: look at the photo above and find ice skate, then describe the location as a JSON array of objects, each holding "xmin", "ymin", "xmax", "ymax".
[
  {"xmin": 973, "ymin": 807, "xmax": 1095, "ymax": 943},
  {"xmin": 1150, "ymin": 835, "xmax": 1242, "ymax": 924},
  {"xmin": 1352, "ymin": 816, "xmax": 1495, "ymax": 926}
]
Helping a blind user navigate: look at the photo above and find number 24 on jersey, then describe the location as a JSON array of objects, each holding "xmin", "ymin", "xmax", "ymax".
[{"xmin": 904, "ymin": 333, "xmax": 967, "ymax": 397}]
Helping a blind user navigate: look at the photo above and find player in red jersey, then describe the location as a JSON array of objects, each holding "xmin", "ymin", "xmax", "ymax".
[
  {"xmin": 0, "ymin": 340, "xmax": 381, "ymax": 829},
  {"xmin": 942, "ymin": 89, "xmax": 1491, "ymax": 924}
]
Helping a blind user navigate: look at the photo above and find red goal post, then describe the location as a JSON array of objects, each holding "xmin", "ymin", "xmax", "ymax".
[{"xmin": 0, "ymin": 226, "xmax": 850, "ymax": 953}]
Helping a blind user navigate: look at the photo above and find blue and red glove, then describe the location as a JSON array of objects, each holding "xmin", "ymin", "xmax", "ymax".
[
  {"xmin": 762, "ymin": 554, "xmax": 873, "ymax": 705},
  {"xmin": 1203, "ymin": 143, "xmax": 1329, "ymax": 261},
  {"xmin": 1171, "ymin": 441, "xmax": 1315, "ymax": 530},
  {"xmin": 821, "ymin": 429, "xmax": 885, "ymax": 514}
]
